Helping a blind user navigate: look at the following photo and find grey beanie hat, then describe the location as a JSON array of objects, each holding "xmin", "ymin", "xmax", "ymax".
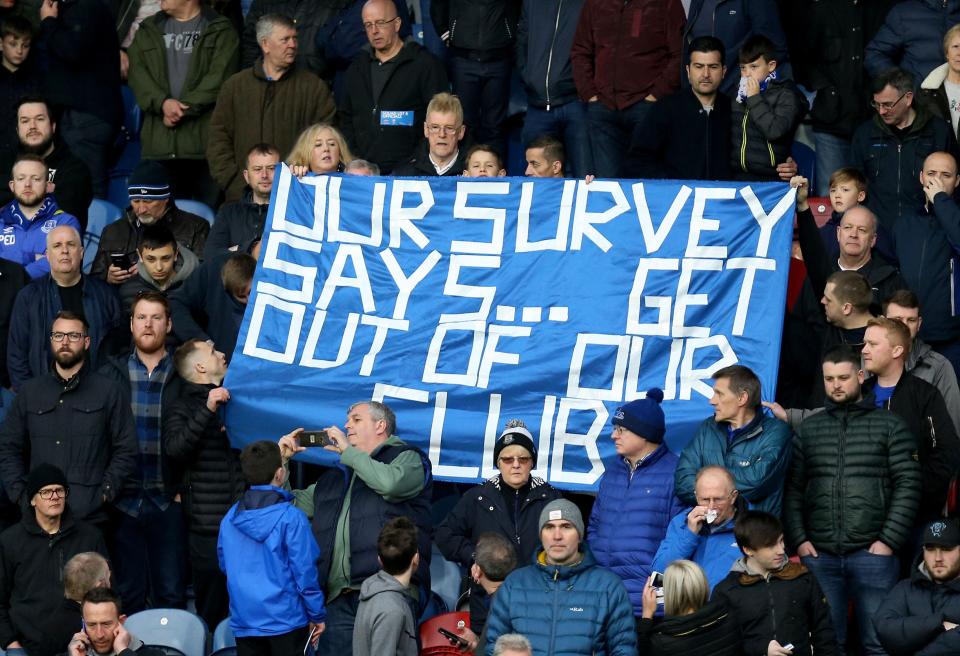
[{"xmin": 538, "ymin": 499, "xmax": 584, "ymax": 538}]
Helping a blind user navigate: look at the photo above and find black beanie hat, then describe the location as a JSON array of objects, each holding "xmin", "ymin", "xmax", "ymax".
[
  {"xmin": 26, "ymin": 463, "xmax": 68, "ymax": 499},
  {"xmin": 493, "ymin": 419, "xmax": 537, "ymax": 466}
]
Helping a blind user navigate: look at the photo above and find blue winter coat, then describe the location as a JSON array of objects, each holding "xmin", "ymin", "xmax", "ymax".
[
  {"xmin": 484, "ymin": 544, "xmax": 638, "ymax": 656},
  {"xmin": 865, "ymin": 0, "xmax": 960, "ymax": 83},
  {"xmin": 674, "ymin": 413, "xmax": 792, "ymax": 516},
  {"xmin": 0, "ymin": 198, "xmax": 81, "ymax": 279},
  {"xmin": 218, "ymin": 486, "xmax": 326, "ymax": 637},
  {"xmin": 650, "ymin": 509, "xmax": 742, "ymax": 591},
  {"xmin": 587, "ymin": 444, "xmax": 684, "ymax": 617}
]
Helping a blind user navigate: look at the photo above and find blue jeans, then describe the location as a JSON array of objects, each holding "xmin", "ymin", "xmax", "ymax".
[
  {"xmin": 586, "ymin": 100, "xmax": 653, "ymax": 178},
  {"xmin": 449, "ymin": 56, "xmax": 512, "ymax": 158},
  {"xmin": 315, "ymin": 591, "xmax": 360, "ymax": 656},
  {"xmin": 812, "ymin": 131, "xmax": 853, "ymax": 196},
  {"xmin": 522, "ymin": 102, "xmax": 594, "ymax": 178},
  {"xmin": 802, "ymin": 549, "xmax": 899, "ymax": 654}
]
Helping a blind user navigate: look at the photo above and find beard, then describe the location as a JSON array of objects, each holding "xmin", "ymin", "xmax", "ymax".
[
  {"xmin": 19, "ymin": 132, "xmax": 53, "ymax": 156},
  {"xmin": 13, "ymin": 190, "xmax": 43, "ymax": 211},
  {"xmin": 53, "ymin": 347, "xmax": 85, "ymax": 369}
]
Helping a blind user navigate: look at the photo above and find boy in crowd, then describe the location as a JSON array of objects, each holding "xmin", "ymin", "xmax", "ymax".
[
  {"xmin": 463, "ymin": 145, "xmax": 507, "ymax": 178},
  {"xmin": 119, "ymin": 224, "xmax": 200, "ymax": 312},
  {"xmin": 353, "ymin": 517, "xmax": 419, "ymax": 656},
  {"xmin": 218, "ymin": 441, "xmax": 326, "ymax": 656},
  {"xmin": 817, "ymin": 168, "xmax": 896, "ymax": 262},
  {"xmin": 730, "ymin": 35, "xmax": 807, "ymax": 181},
  {"xmin": 712, "ymin": 511, "xmax": 837, "ymax": 656}
]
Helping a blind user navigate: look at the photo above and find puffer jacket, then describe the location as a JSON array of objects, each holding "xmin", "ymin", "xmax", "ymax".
[
  {"xmin": 783, "ymin": 394, "xmax": 922, "ymax": 554},
  {"xmin": 875, "ymin": 552, "xmax": 960, "ymax": 655},
  {"xmin": 675, "ymin": 413, "xmax": 792, "ymax": 516},
  {"xmin": 483, "ymin": 544, "xmax": 638, "ymax": 656},
  {"xmin": 588, "ymin": 444, "xmax": 684, "ymax": 617},
  {"xmin": 650, "ymin": 507, "xmax": 743, "ymax": 591},
  {"xmin": 163, "ymin": 381, "xmax": 244, "ymax": 536},
  {"xmin": 711, "ymin": 559, "xmax": 837, "ymax": 656},
  {"xmin": 431, "ymin": 0, "xmax": 519, "ymax": 56},
  {"xmin": 729, "ymin": 79, "xmax": 808, "ymax": 180},
  {"xmin": 515, "ymin": 0, "xmax": 584, "ymax": 109},
  {"xmin": 635, "ymin": 600, "xmax": 742, "ymax": 656},
  {"xmin": 865, "ymin": 0, "xmax": 960, "ymax": 83}
]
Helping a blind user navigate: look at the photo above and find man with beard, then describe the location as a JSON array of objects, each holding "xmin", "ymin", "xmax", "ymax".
[
  {"xmin": 0, "ymin": 311, "xmax": 137, "ymax": 525},
  {"xmin": 0, "ymin": 97, "xmax": 92, "ymax": 231},
  {"xmin": 875, "ymin": 518, "xmax": 960, "ymax": 654},
  {"xmin": 6, "ymin": 225, "xmax": 123, "ymax": 389},
  {"xmin": 0, "ymin": 154, "xmax": 80, "ymax": 278}
]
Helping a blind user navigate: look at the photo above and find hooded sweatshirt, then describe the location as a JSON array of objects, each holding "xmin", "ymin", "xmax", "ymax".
[
  {"xmin": 118, "ymin": 246, "xmax": 200, "ymax": 312},
  {"xmin": 0, "ymin": 197, "xmax": 81, "ymax": 278},
  {"xmin": 353, "ymin": 570, "xmax": 418, "ymax": 656}
]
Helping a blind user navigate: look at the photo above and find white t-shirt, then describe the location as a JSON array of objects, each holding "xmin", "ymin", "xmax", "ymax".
[{"xmin": 944, "ymin": 79, "xmax": 960, "ymax": 134}]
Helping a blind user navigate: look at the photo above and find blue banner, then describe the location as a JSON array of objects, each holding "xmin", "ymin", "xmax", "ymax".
[{"xmin": 224, "ymin": 168, "xmax": 796, "ymax": 492}]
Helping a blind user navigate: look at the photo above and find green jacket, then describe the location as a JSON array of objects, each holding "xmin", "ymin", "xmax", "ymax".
[
  {"xmin": 127, "ymin": 8, "xmax": 239, "ymax": 160},
  {"xmin": 784, "ymin": 394, "xmax": 921, "ymax": 555}
]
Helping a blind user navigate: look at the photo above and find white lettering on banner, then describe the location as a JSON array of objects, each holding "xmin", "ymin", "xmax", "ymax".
[
  {"xmin": 257, "ymin": 232, "xmax": 322, "ymax": 303},
  {"xmin": 741, "ymin": 185, "xmax": 797, "ymax": 257},
  {"xmin": 451, "ymin": 182, "xmax": 509, "ymax": 254},
  {"xmin": 515, "ymin": 180, "xmax": 575, "ymax": 252},
  {"xmin": 673, "ymin": 258, "xmax": 723, "ymax": 337},
  {"xmin": 359, "ymin": 315, "xmax": 410, "ymax": 375},
  {"xmin": 686, "ymin": 187, "xmax": 734, "ymax": 259},
  {"xmin": 388, "ymin": 180, "xmax": 434, "ymax": 249},
  {"xmin": 379, "ymin": 249, "xmax": 442, "ymax": 320},
  {"xmin": 300, "ymin": 311, "xmax": 360, "ymax": 368},
  {"xmin": 327, "ymin": 177, "xmax": 385, "ymax": 245},
  {"xmin": 438, "ymin": 255, "xmax": 500, "ymax": 323},
  {"xmin": 626, "ymin": 258, "xmax": 680, "ymax": 336},
  {"xmin": 727, "ymin": 257, "xmax": 777, "ymax": 335},
  {"xmin": 315, "ymin": 244, "xmax": 376, "ymax": 313},
  {"xmin": 632, "ymin": 183, "xmax": 692, "ymax": 253},
  {"xmin": 242, "ymin": 294, "xmax": 305, "ymax": 363},
  {"xmin": 571, "ymin": 180, "xmax": 630, "ymax": 252},
  {"xmin": 551, "ymin": 398, "xmax": 606, "ymax": 485},
  {"xmin": 269, "ymin": 167, "xmax": 328, "ymax": 241}
]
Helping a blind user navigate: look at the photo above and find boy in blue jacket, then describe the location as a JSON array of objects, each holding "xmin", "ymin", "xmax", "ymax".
[{"xmin": 218, "ymin": 440, "xmax": 326, "ymax": 656}]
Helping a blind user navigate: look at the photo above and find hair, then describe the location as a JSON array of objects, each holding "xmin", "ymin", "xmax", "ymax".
[
  {"xmin": 688, "ymin": 35, "xmax": 725, "ymax": 63},
  {"xmin": 345, "ymin": 159, "xmax": 380, "ymax": 175},
  {"xmin": 11, "ymin": 152, "xmax": 47, "ymax": 180},
  {"xmin": 377, "ymin": 516, "xmax": 419, "ymax": 575},
  {"xmin": 493, "ymin": 634, "xmax": 533, "ymax": 656},
  {"xmin": 662, "ymin": 560, "xmax": 709, "ymax": 617},
  {"xmin": 711, "ymin": 364, "xmax": 761, "ymax": 408},
  {"xmin": 867, "ymin": 316, "xmax": 912, "ymax": 357},
  {"xmin": 130, "ymin": 291, "xmax": 171, "ymax": 319},
  {"xmin": 138, "ymin": 223, "xmax": 178, "ymax": 252},
  {"xmin": 245, "ymin": 142, "xmax": 280, "ymax": 169},
  {"xmin": 82, "ymin": 587, "xmax": 122, "ymax": 615},
  {"xmin": 286, "ymin": 123, "xmax": 353, "ymax": 172},
  {"xmin": 240, "ymin": 440, "xmax": 282, "ymax": 485},
  {"xmin": 734, "ymin": 510, "xmax": 783, "ymax": 554},
  {"xmin": 826, "ymin": 270, "xmax": 873, "ymax": 313},
  {"xmin": 173, "ymin": 338, "xmax": 207, "ymax": 380},
  {"xmin": 1, "ymin": 15, "xmax": 33, "ymax": 40},
  {"xmin": 426, "ymin": 92, "xmax": 464, "ymax": 126},
  {"xmin": 944, "ymin": 24, "xmax": 960, "ymax": 57},
  {"xmin": 738, "ymin": 34, "xmax": 776, "ymax": 65},
  {"xmin": 349, "ymin": 400, "xmax": 397, "ymax": 437},
  {"xmin": 53, "ymin": 310, "xmax": 89, "ymax": 332},
  {"xmin": 465, "ymin": 144, "xmax": 503, "ymax": 171},
  {"xmin": 474, "ymin": 532, "xmax": 518, "ymax": 582},
  {"xmin": 15, "ymin": 94, "xmax": 50, "ymax": 118},
  {"xmin": 883, "ymin": 289, "xmax": 921, "ymax": 313},
  {"xmin": 872, "ymin": 67, "xmax": 915, "ymax": 96},
  {"xmin": 821, "ymin": 344, "xmax": 862, "ymax": 368},
  {"xmin": 256, "ymin": 13, "xmax": 295, "ymax": 43},
  {"xmin": 221, "ymin": 253, "xmax": 256, "ymax": 298},
  {"xmin": 63, "ymin": 553, "xmax": 110, "ymax": 603},
  {"xmin": 694, "ymin": 465, "xmax": 736, "ymax": 493},
  {"xmin": 828, "ymin": 167, "xmax": 867, "ymax": 193},
  {"xmin": 526, "ymin": 134, "xmax": 564, "ymax": 165}
]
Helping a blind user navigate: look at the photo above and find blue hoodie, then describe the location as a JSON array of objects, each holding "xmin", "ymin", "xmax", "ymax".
[
  {"xmin": 218, "ymin": 486, "xmax": 327, "ymax": 637},
  {"xmin": 0, "ymin": 197, "xmax": 81, "ymax": 279}
]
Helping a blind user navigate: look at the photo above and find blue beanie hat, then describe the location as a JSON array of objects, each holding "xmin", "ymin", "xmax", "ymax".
[
  {"xmin": 612, "ymin": 388, "xmax": 666, "ymax": 443},
  {"xmin": 128, "ymin": 160, "xmax": 171, "ymax": 200}
]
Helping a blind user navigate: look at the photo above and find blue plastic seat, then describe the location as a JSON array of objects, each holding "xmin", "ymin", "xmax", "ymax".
[
  {"xmin": 212, "ymin": 617, "xmax": 236, "ymax": 651},
  {"xmin": 123, "ymin": 609, "xmax": 207, "ymax": 656},
  {"xmin": 174, "ymin": 199, "xmax": 215, "ymax": 225},
  {"xmin": 83, "ymin": 199, "xmax": 123, "ymax": 273},
  {"xmin": 210, "ymin": 649, "xmax": 237, "ymax": 656}
]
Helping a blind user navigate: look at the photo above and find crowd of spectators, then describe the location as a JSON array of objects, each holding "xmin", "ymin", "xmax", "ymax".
[{"xmin": 1, "ymin": 1, "xmax": 960, "ymax": 656}]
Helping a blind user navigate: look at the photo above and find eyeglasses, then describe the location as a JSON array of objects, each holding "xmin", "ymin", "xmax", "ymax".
[
  {"xmin": 870, "ymin": 92, "xmax": 908, "ymax": 111},
  {"xmin": 498, "ymin": 456, "xmax": 532, "ymax": 466},
  {"xmin": 363, "ymin": 16, "xmax": 399, "ymax": 31},
  {"xmin": 426, "ymin": 124, "xmax": 461, "ymax": 135},
  {"xmin": 50, "ymin": 331, "xmax": 85, "ymax": 343},
  {"xmin": 38, "ymin": 487, "xmax": 68, "ymax": 500}
]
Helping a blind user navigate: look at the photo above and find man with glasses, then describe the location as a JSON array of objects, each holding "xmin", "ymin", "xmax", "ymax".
[
  {"xmin": 0, "ymin": 312, "xmax": 136, "ymax": 526},
  {"xmin": 392, "ymin": 93, "xmax": 467, "ymax": 176},
  {"xmin": 851, "ymin": 67, "xmax": 957, "ymax": 231},
  {"xmin": 339, "ymin": 0, "xmax": 448, "ymax": 174},
  {"xmin": 0, "ymin": 464, "xmax": 107, "ymax": 656}
]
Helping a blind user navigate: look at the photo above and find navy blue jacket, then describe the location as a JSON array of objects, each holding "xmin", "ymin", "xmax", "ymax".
[
  {"xmin": 7, "ymin": 274, "xmax": 122, "ymax": 389},
  {"xmin": 515, "ymin": 0, "xmax": 584, "ymax": 109},
  {"xmin": 587, "ymin": 444, "xmax": 683, "ymax": 617},
  {"xmin": 865, "ymin": 0, "xmax": 960, "ymax": 84}
]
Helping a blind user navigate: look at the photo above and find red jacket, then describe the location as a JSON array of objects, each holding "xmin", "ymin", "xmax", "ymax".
[{"xmin": 571, "ymin": 0, "xmax": 685, "ymax": 110}]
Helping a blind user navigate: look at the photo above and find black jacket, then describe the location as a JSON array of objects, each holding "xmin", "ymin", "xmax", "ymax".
[
  {"xmin": 0, "ymin": 61, "xmax": 40, "ymax": 162},
  {"xmin": 431, "ymin": 0, "xmax": 519, "ymax": 57},
  {"xmin": 163, "ymin": 381, "xmax": 243, "ymax": 536},
  {"xmin": 635, "ymin": 600, "xmax": 743, "ymax": 656},
  {"xmin": 711, "ymin": 560, "xmax": 837, "ymax": 656},
  {"xmin": 875, "ymin": 555, "xmax": 960, "ymax": 655},
  {"xmin": 90, "ymin": 206, "xmax": 210, "ymax": 281},
  {"xmin": 205, "ymin": 191, "xmax": 269, "ymax": 259},
  {"xmin": 0, "ymin": 261, "xmax": 29, "ymax": 389},
  {"xmin": 624, "ymin": 89, "xmax": 732, "ymax": 180},
  {"xmin": 864, "ymin": 374, "xmax": 960, "ymax": 523},
  {"xmin": 0, "ymin": 509, "xmax": 106, "ymax": 653},
  {"xmin": 339, "ymin": 41, "xmax": 448, "ymax": 173},
  {"xmin": 514, "ymin": 0, "xmax": 584, "ymax": 109},
  {"xmin": 391, "ymin": 142, "xmax": 468, "ymax": 177},
  {"xmin": 730, "ymin": 78, "xmax": 808, "ymax": 180},
  {"xmin": 31, "ymin": 598, "xmax": 80, "ymax": 656}
]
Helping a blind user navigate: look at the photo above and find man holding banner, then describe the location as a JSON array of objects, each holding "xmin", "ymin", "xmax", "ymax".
[{"xmin": 277, "ymin": 401, "xmax": 433, "ymax": 656}]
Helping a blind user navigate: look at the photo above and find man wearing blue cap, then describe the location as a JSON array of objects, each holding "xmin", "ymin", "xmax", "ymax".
[{"xmin": 587, "ymin": 388, "xmax": 684, "ymax": 618}]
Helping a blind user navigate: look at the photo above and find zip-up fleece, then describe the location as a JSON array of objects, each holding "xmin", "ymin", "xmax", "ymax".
[{"xmin": 515, "ymin": 0, "xmax": 585, "ymax": 109}]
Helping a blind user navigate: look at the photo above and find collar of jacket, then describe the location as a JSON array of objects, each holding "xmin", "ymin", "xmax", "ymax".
[
  {"xmin": 182, "ymin": 380, "xmax": 217, "ymax": 399},
  {"xmin": 735, "ymin": 559, "xmax": 808, "ymax": 585},
  {"xmin": 362, "ymin": 37, "xmax": 420, "ymax": 65},
  {"xmin": 715, "ymin": 411, "xmax": 763, "ymax": 444},
  {"xmin": 618, "ymin": 441, "xmax": 672, "ymax": 472},
  {"xmin": 20, "ymin": 504, "xmax": 77, "ymax": 538},
  {"xmin": 3, "ymin": 196, "xmax": 61, "ymax": 228},
  {"xmin": 534, "ymin": 544, "xmax": 597, "ymax": 581},
  {"xmin": 253, "ymin": 57, "xmax": 299, "ymax": 82},
  {"xmin": 824, "ymin": 391, "xmax": 877, "ymax": 416},
  {"xmin": 872, "ymin": 103, "xmax": 933, "ymax": 138}
]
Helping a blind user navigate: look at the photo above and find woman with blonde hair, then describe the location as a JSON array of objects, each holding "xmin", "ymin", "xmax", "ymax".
[
  {"xmin": 286, "ymin": 123, "xmax": 353, "ymax": 177},
  {"xmin": 636, "ymin": 560, "xmax": 743, "ymax": 655}
]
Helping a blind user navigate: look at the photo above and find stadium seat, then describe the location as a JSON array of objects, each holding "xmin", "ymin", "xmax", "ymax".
[
  {"xmin": 212, "ymin": 617, "xmax": 236, "ymax": 651},
  {"xmin": 174, "ymin": 199, "xmax": 216, "ymax": 225},
  {"xmin": 429, "ymin": 546, "xmax": 464, "ymax": 613},
  {"xmin": 420, "ymin": 611, "xmax": 471, "ymax": 655},
  {"xmin": 807, "ymin": 196, "xmax": 832, "ymax": 227},
  {"xmin": 123, "ymin": 609, "xmax": 207, "ymax": 656},
  {"xmin": 83, "ymin": 199, "xmax": 124, "ymax": 273},
  {"xmin": 210, "ymin": 649, "xmax": 237, "ymax": 656}
]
